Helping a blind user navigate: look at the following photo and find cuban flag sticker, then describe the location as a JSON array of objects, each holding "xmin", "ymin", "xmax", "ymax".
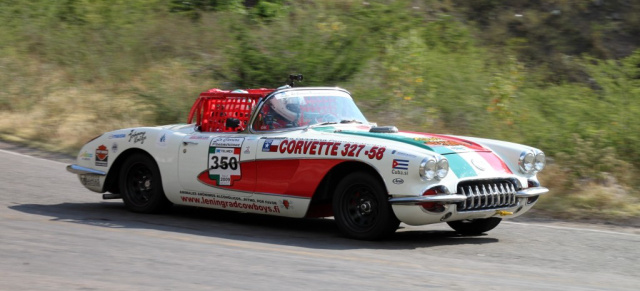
[{"xmin": 392, "ymin": 159, "xmax": 409, "ymax": 170}]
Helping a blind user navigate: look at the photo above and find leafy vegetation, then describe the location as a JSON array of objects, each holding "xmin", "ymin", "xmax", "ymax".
[{"xmin": 1, "ymin": 0, "xmax": 638, "ymax": 222}]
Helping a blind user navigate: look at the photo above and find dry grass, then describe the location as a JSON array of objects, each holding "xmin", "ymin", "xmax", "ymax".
[
  {"xmin": 0, "ymin": 87, "xmax": 150, "ymax": 153},
  {"xmin": 0, "ymin": 59, "xmax": 213, "ymax": 154},
  {"xmin": 536, "ymin": 163, "xmax": 640, "ymax": 221}
]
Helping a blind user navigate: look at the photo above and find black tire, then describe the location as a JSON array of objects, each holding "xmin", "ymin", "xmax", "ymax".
[
  {"xmin": 332, "ymin": 172, "xmax": 400, "ymax": 240},
  {"xmin": 119, "ymin": 153, "xmax": 171, "ymax": 213},
  {"xmin": 447, "ymin": 217, "xmax": 502, "ymax": 235}
]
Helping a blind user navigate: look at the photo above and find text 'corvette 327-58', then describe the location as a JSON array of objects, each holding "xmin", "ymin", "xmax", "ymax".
[{"xmin": 68, "ymin": 75, "xmax": 548, "ymax": 240}]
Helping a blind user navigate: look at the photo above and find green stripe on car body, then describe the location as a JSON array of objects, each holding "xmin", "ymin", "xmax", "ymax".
[{"xmin": 323, "ymin": 129, "xmax": 478, "ymax": 178}]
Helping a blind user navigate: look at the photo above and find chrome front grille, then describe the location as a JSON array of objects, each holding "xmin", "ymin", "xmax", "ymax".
[{"xmin": 456, "ymin": 179, "xmax": 519, "ymax": 211}]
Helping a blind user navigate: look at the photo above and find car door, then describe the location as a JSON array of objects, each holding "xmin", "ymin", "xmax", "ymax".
[{"xmin": 178, "ymin": 133, "xmax": 258, "ymax": 197}]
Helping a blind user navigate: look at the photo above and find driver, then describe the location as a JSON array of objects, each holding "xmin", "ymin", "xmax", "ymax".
[
  {"xmin": 268, "ymin": 96, "xmax": 302, "ymax": 123},
  {"xmin": 254, "ymin": 95, "xmax": 305, "ymax": 130}
]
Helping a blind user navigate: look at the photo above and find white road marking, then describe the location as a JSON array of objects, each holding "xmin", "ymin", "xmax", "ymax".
[
  {"xmin": 0, "ymin": 148, "xmax": 70, "ymax": 165},
  {"xmin": 504, "ymin": 221, "xmax": 639, "ymax": 237}
]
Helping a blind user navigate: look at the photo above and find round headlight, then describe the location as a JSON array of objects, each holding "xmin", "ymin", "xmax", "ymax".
[
  {"xmin": 534, "ymin": 152, "xmax": 545, "ymax": 172},
  {"xmin": 436, "ymin": 158, "xmax": 449, "ymax": 180},
  {"xmin": 519, "ymin": 151, "xmax": 535, "ymax": 174},
  {"xmin": 420, "ymin": 158, "xmax": 437, "ymax": 180}
]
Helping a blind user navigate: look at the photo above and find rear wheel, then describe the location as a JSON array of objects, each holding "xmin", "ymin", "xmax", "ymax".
[
  {"xmin": 332, "ymin": 172, "xmax": 400, "ymax": 240},
  {"xmin": 119, "ymin": 153, "xmax": 171, "ymax": 213},
  {"xmin": 447, "ymin": 217, "xmax": 502, "ymax": 235}
]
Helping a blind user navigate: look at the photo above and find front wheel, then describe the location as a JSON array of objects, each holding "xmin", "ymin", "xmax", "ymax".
[
  {"xmin": 119, "ymin": 153, "xmax": 171, "ymax": 213},
  {"xmin": 332, "ymin": 172, "xmax": 400, "ymax": 240},
  {"xmin": 447, "ymin": 217, "xmax": 502, "ymax": 235}
]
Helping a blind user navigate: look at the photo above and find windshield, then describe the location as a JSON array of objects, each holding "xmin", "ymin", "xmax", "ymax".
[{"xmin": 252, "ymin": 89, "xmax": 368, "ymax": 131}]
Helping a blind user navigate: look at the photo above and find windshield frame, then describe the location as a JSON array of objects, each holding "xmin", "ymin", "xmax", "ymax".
[{"xmin": 248, "ymin": 87, "xmax": 367, "ymax": 133}]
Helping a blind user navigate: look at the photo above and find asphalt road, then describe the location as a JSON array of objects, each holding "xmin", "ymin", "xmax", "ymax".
[{"xmin": 1, "ymin": 147, "xmax": 639, "ymax": 291}]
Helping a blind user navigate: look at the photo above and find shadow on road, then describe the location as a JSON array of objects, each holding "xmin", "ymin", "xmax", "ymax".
[{"xmin": 9, "ymin": 202, "xmax": 499, "ymax": 250}]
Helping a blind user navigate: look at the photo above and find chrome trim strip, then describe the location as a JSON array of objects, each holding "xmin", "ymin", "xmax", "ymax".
[
  {"xmin": 66, "ymin": 164, "xmax": 107, "ymax": 176},
  {"xmin": 389, "ymin": 195, "xmax": 467, "ymax": 205},
  {"xmin": 515, "ymin": 187, "xmax": 549, "ymax": 197}
]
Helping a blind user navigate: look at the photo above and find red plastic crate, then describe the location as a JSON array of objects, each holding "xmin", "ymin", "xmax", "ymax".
[{"xmin": 187, "ymin": 88, "xmax": 274, "ymax": 132}]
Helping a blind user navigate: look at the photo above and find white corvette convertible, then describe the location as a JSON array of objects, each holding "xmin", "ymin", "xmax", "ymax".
[{"xmin": 68, "ymin": 76, "xmax": 548, "ymax": 240}]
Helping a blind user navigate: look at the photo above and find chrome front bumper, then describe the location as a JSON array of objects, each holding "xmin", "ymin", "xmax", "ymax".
[
  {"xmin": 388, "ymin": 187, "xmax": 549, "ymax": 205},
  {"xmin": 66, "ymin": 164, "xmax": 107, "ymax": 176}
]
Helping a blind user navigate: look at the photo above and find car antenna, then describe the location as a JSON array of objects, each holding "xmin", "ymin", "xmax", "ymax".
[{"xmin": 288, "ymin": 74, "xmax": 303, "ymax": 87}]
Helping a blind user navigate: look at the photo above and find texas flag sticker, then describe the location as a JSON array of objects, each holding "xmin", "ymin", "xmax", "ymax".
[{"xmin": 262, "ymin": 139, "xmax": 281, "ymax": 152}]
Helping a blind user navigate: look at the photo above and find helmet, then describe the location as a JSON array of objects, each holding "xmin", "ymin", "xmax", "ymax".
[{"xmin": 268, "ymin": 94, "xmax": 305, "ymax": 122}]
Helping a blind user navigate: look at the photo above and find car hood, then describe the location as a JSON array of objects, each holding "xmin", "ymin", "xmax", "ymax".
[
  {"xmin": 325, "ymin": 128, "xmax": 490, "ymax": 155},
  {"xmin": 314, "ymin": 127, "xmax": 513, "ymax": 178}
]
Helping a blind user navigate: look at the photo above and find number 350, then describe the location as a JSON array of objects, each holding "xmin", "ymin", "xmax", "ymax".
[{"xmin": 210, "ymin": 156, "xmax": 238, "ymax": 170}]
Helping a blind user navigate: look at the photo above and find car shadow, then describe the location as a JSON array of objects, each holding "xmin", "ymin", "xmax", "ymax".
[{"xmin": 8, "ymin": 202, "xmax": 499, "ymax": 250}]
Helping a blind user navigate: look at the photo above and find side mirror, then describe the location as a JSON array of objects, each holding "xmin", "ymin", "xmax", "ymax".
[{"xmin": 225, "ymin": 118, "xmax": 241, "ymax": 129}]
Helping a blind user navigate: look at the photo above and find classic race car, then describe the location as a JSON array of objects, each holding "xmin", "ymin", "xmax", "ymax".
[{"xmin": 68, "ymin": 75, "xmax": 548, "ymax": 240}]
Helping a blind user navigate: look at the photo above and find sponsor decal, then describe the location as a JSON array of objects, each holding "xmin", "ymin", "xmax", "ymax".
[
  {"xmin": 210, "ymin": 137, "xmax": 244, "ymax": 148},
  {"xmin": 244, "ymin": 146, "xmax": 250, "ymax": 154},
  {"xmin": 108, "ymin": 133, "xmax": 126, "ymax": 139},
  {"xmin": 391, "ymin": 159, "xmax": 409, "ymax": 175},
  {"xmin": 79, "ymin": 175, "xmax": 100, "ymax": 187},
  {"xmin": 111, "ymin": 143, "xmax": 119, "ymax": 154},
  {"xmin": 95, "ymin": 145, "xmax": 108, "ymax": 167},
  {"xmin": 274, "ymin": 139, "xmax": 386, "ymax": 160},
  {"xmin": 198, "ymin": 137, "xmax": 245, "ymax": 186},
  {"xmin": 79, "ymin": 151, "xmax": 93, "ymax": 161},
  {"xmin": 391, "ymin": 150, "xmax": 417, "ymax": 158},
  {"xmin": 392, "ymin": 178, "xmax": 404, "ymax": 184},
  {"xmin": 128, "ymin": 130, "xmax": 147, "ymax": 144},
  {"xmin": 178, "ymin": 191, "xmax": 281, "ymax": 213},
  {"xmin": 189, "ymin": 135, "xmax": 209, "ymax": 140},
  {"xmin": 281, "ymin": 199, "xmax": 294, "ymax": 210},
  {"xmin": 414, "ymin": 137, "xmax": 470, "ymax": 147},
  {"xmin": 447, "ymin": 145, "xmax": 468, "ymax": 152},
  {"xmin": 156, "ymin": 133, "xmax": 168, "ymax": 148}
]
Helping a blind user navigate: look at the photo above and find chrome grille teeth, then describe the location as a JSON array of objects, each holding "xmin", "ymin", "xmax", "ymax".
[
  {"xmin": 474, "ymin": 185, "xmax": 481, "ymax": 208},
  {"xmin": 493, "ymin": 184, "xmax": 497, "ymax": 206},
  {"xmin": 505, "ymin": 183, "xmax": 511, "ymax": 205},
  {"xmin": 461, "ymin": 187, "xmax": 467, "ymax": 210},
  {"xmin": 489, "ymin": 184, "xmax": 498, "ymax": 207},
  {"xmin": 456, "ymin": 180, "xmax": 519, "ymax": 211},
  {"xmin": 509, "ymin": 184, "xmax": 516, "ymax": 205}
]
